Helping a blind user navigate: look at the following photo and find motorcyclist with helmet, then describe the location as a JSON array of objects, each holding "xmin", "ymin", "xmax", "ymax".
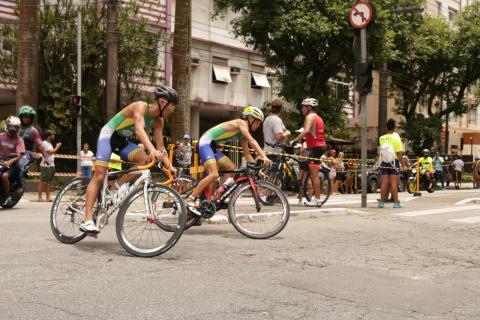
[
  {"xmin": 15, "ymin": 106, "xmax": 50, "ymax": 189},
  {"xmin": 418, "ymin": 148, "xmax": 434, "ymax": 183},
  {"xmin": 0, "ymin": 116, "xmax": 25, "ymax": 207}
]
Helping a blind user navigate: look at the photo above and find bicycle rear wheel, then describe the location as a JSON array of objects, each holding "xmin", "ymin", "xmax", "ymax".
[
  {"xmin": 50, "ymin": 177, "xmax": 90, "ymax": 244},
  {"xmin": 228, "ymin": 181, "xmax": 290, "ymax": 239},
  {"xmin": 172, "ymin": 175, "xmax": 201, "ymax": 230},
  {"xmin": 301, "ymin": 169, "xmax": 331, "ymax": 206},
  {"xmin": 116, "ymin": 184, "xmax": 186, "ymax": 257}
]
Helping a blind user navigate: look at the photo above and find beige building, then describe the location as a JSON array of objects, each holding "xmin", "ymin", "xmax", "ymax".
[
  {"xmin": 346, "ymin": 0, "xmax": 480, "ymax": 155},
  {"xmin": 187, "ymin": 0, "xmax": 275, "ymax": 139}
]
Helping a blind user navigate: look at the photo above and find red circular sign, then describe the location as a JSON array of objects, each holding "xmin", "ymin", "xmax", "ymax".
[{"xmin": 349, "ymin": 2, "xmax": 374, "ymax": 29}]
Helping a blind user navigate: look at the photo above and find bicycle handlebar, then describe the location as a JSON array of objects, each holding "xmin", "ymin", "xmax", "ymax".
[
  {"xmin": 160, "ymin": 166, "xmax": 174, "ymax": 186},
  {"xmin": 137, "ymin": 158, "xmax": 156, "ymax": 170}
]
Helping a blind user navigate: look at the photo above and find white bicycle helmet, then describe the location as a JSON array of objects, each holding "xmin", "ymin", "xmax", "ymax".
[
  {"xmin": 301, "ymin": 98, "xmax": 318, "ymax": 107},
  {"xmin": 5, "ymin": 116, "xmax": 21, "ymax": 137}
]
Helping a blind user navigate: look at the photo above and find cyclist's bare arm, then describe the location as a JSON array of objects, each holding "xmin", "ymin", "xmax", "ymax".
[
  {"xmin": 153, "ymin": 118, "xmax": 174, "ymax": 170},
  {"xmin": 240, "ymin": 138, "xmax": 255, "ymax": 163},
  {"xmin": 132, "ymin": 102, "xmax": 160, "ymax": 161},
  {"xmin": 294, "ymin": 114, "xmax": 315, "ymax": 142}
]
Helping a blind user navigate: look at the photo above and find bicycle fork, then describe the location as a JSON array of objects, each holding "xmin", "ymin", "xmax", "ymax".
[{"xmin": 249, "ymin": 178, "xmax": 262, "ymax": 212}]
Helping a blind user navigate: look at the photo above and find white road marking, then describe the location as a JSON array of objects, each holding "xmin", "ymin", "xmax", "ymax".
[
  {"xmin": 450, "ymin": 216, "xmax": 480, "ymax": 224},
  {"xmin": 393, "ymin": 205, "xmax": 480, "ymax": 217}
]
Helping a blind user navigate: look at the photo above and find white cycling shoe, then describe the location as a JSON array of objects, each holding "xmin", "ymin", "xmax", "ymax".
[
  {"xmin": 303, "ymin": 198, "xmax": 322, "ymax": 207},
  {"xmin": 79, "ymin": 220, "xmax": 100, "ymax": 233}
]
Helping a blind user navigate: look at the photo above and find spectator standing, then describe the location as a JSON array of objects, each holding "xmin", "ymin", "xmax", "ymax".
[
  {"xmin": 178, "ymin": 133, "xmax": 192, "ymax": 175},
  {"xmin": 452, "ymin": 155, "xmax": 464, "ymax": 189},
  {"xmin": 378, "ymin": 119, "xmax": 405, "ymax": 208},
  {"xmin": 433, "ymin": 152, "xmax": 445, "ymax": 189},
  {"xmin": 292, "ymin": 98, "xmax": 327, "ymax": 207},
  {"xmin": 263, "ymin": 99, "xmax": 291, "ymax": 163},
  {"xmin": 38, "ymin": 130, "xmax": 61, "ymax": 202},
  {"xmin": 472, "ymin": 156, "xmax": 480, "ymax": 188},
  {"xmin": 0, "ymin": 117, "xmax": 25, "ymax": 206},
  {"xmin": 80, "ymin": 143, "xmax": 94, "ymax": 178}
]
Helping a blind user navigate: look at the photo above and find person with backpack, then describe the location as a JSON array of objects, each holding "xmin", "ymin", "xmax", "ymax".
[{"xmin": 378, "ymin": 119, "xmax": 406, "ymax": 209}]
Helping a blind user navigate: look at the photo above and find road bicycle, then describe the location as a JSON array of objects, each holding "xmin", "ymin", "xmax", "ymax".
[
  {"xmin": 170, "ymin": 162, "xmax": 290, "ymax": 239},
  {"xmin": 50, "ymin": 159, "xmax": 186, "ymax": 257},
  {"xmin": 260, "ymin": 144, "xmax": 331, "ymax": 207}
]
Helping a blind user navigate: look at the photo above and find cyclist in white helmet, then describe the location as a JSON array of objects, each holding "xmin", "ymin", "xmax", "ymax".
[
  {"xmin": 292, "ymin": 97, "xmax": 328, "ymax": 207},
  {"xmin": 186, "ymin": 106, "xmax": 272, "ymax": 215}
]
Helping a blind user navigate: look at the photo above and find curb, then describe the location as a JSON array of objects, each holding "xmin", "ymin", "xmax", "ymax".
[{"xmin": 204, "ymin": 207, "xmax": 354, "ymax": 225}]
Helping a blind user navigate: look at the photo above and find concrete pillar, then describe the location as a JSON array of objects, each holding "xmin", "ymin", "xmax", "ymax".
[{"xmin": 190, "ymin": 107, "xmax": 200, "ymax": 139}]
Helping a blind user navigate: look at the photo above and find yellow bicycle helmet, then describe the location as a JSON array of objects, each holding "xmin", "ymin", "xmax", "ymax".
[{"xmin": 242, "ymin": 106, "xmax": 264, "ymax": 122}]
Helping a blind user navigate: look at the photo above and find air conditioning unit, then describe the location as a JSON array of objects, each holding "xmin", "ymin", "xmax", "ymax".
[
  {"xmin": 191, "ymin": 57, "xmax": 200, "ymax": 68},
  {"xmin": 230, "ymin": 67, "xmax": 241, "ymax": 75}
]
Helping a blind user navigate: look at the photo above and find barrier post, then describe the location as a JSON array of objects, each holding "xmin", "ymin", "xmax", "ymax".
[
  {"xmin": 192, "ymin": 140, "xmax": 198, "ymax": 180},
  {"xmin": 414, "ymin": 157, "xmax": 421, "ymax": 196}
]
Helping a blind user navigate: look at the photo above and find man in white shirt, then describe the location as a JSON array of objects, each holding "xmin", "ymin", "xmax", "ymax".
[
  {"xmin": 37, "ymin": 130, "xmax": 61, "ymax": 201},
  {"xmin": 263, "ymin": 99, "xmax": 291, "ymax": 162}
]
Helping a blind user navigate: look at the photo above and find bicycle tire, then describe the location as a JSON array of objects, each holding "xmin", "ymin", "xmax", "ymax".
[
  {"xmin": 228, "ymin": 180, "xmax": 290, "ymax": 239},
  {"xmin": 302, "ymin": 169, "xmax": 331, "ymax": 206},
  {"xmin": 116, "ymin": 184, "xmax": 186, "ymax": 257},
  {"xmin": 50, "ymin": 177, "xmax": 90, "ymax": 244},
  {"xmin": 172, "ymin": 175, "xmax": 201, "ymax": 230}
]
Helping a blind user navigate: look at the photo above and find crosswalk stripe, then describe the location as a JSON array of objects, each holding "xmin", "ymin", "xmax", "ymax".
[
  {"xmin": 450, "ymin": 216, "xmax": 480, "ymax": 224},
  {"xmin": 393, "ymin": 205, "xmax": 480, "ymax": 217}
]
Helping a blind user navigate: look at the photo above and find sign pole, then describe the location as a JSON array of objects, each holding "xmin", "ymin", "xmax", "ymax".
[
  {"xmin": 349, "ymin": 1, "xmax": 374, "ymax": 208},
  {"xmin": 360, "ymin": 27, "xmax": 367, "ymax": 207}
]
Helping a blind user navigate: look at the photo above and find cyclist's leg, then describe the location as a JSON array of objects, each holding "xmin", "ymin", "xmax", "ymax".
[
  {"xmin": 82, "ymin": 126, "xmax": 113, "ymax": 232},
  {"xmin": 117, "ymin": 141, "xmax": 147, "ymax": 184}
]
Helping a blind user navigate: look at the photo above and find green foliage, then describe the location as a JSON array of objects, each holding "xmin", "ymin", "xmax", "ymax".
[
  {"xmin": 0, "ymin": 0, "xmax": 163, "ymax": 157},
  {"xmin": 387, "ymin": 3, "xmax": 480, "ymax": 151},
  {"xmin": 399, "ymin": 114, "xmax": 443, "ymax": 155}
]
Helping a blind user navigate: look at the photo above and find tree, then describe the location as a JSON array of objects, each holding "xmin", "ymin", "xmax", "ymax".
[
  {"xmin": 214, "ymin": 0, "xmax": 399, "ymax": 130},
  {"xmin": 171, "ymin": 0, "xmax": 191, "ymax": 141},
  {"xmin": 387, "ymin": 3, "xmax": 480, "ymax": 154},
  {"xmin": 16, "ymin": 0, "xmax": 40, "ymax": 109},
  {"xmin": 0, "ymin": 0, "xmax": 164, "ymax": 167}
]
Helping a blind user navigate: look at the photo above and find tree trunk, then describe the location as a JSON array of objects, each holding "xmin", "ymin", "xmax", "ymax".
[
  {"xmin": 16, "ymin": 0, "xmax": 40, "ymax": 110},
  {"xmin": 171, "ymin": 0, "xmax": 191, "ymax": 141},
  {"xmin": 105, "ymin": 0, "xmax": 118, "ymax": 120}
]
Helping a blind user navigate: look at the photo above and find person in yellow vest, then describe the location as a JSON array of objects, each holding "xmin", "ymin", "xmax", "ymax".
[{"xmin": 378, "ymin": 119, "xmax": 406, "ymax": 209}]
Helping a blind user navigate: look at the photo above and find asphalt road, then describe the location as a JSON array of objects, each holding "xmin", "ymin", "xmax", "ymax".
[{"xmin": 1, "ymin": 189, "xmax": 480, "ymax": 320}]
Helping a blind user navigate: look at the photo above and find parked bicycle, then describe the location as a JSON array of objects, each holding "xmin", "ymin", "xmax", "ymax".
[
  {"xmin": 50, "ymin": 159, "xmax": 186, "ymax": 257},
  {"xmin": 171, "ymin": 162, "xmax": 290, "ymax": 239},
  {"xmin": 260, "ymin": 144, "xmax": 331, "ymax": 207}
]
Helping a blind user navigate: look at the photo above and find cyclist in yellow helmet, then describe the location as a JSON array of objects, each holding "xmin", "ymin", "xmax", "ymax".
[{"xmin": 187, "ymin": 106, "xmax": 272, "ymax": 215}]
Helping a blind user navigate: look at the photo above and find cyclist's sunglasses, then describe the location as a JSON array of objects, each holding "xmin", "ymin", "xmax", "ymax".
[{"xmin": 165, "ymin": 102, "xmax": 177, "ymax": 112}]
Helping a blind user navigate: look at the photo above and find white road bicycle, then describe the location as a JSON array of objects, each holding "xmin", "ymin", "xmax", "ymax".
[{"xmin": 50, "ymin": 160, "xmax": 186, "ymax": 257}]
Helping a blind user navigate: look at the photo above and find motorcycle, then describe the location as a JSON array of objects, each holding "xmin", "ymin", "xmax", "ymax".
[
  {"xmin": 407, "ymin": 168, "xmax": 435, "ymax": 194},
  {"xmin": 0, "ymin": 154, "xmax": 30, "ymax": 208}
]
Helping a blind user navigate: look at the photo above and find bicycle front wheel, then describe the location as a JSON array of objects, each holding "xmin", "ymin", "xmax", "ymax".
[
  {"xmin": 228, "ymin": 181, "xmax": 290, "ymax": 239},
  {"xmin": 50, "ymin": 177, "xmax": 90, "ymax": 244},
  {"xmin": 116, "ymin": 185, "xmax": 186, "ymax": 257}
]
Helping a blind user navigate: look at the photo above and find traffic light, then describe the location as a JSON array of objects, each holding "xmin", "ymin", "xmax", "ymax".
[
  {"xmin": 354, "ymin": 62, "xmax": 373, "ymax": 95},
  {"xmin": 68, "ymin": 95, "xmax": 81, "ymax": 119}
]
